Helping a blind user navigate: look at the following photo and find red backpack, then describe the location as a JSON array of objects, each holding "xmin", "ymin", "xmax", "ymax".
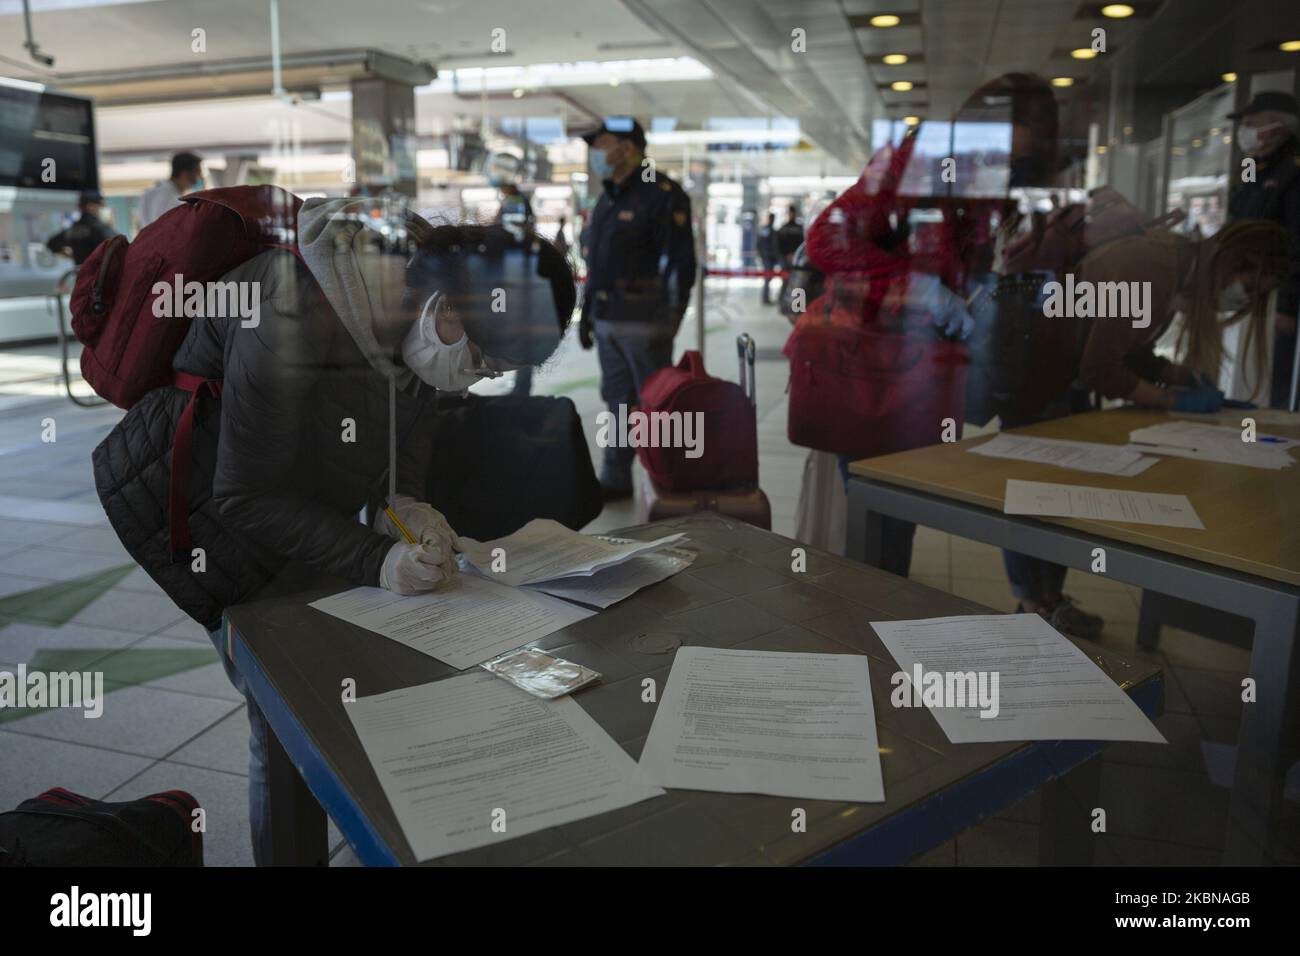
[
  {"xmin": 71, "ymin": 184, "xmax": 302, "ymax": 408},
  {"xmin": 636, "ymin": 351, "xmax": 758, "ymax": 493},
  {"xmin": 71, "ymin": 185, "xmax": 303, "ymax": 556}
]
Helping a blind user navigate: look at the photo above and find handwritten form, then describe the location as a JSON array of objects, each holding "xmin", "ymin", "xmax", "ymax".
[
  {"xmin": 870, "ymin": 614, "xmax": 1166, "ymax": 744},
  {"xmin": 310, "ymin": 575, "xmax": 592, "ymax": 670},
  {"xmin": 345, "ymin": 671, "xmax": 663, "ymax": 862},
  {"xmin": 637, "ymin": 647, "xmax": 885, "ymax": 802},
  {"xmin": 457, "ymin": 518, "xmax": 684, "ymax": 587},
  {"xmin": 1003, "ymin": 479, "xmax": 1204, "ymax": 529},
  {"xmin": 971, "ymin": 433, "xmax": 1157, "ymax": 477}
]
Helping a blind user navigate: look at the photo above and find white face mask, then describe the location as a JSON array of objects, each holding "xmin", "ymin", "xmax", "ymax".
[
  {"xmin": 401, "ymin": 293, "xmax": 486, "ymax": 392},
  {"xmin": 1236, "ymin": 126, "xmax": 1263, "ymax": 155}
]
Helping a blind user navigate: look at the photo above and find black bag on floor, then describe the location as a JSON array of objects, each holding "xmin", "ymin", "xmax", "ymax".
[
  {"xmin": 0, "ymin": 787, "xmax": 203, "ymax": 866},
  {"xmin": 425, "ymin": 393, "xmax": 602, "ymax": 540}
]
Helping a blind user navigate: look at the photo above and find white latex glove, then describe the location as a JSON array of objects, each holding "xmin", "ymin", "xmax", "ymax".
[
  {"xmin": 379, "ymin": 541, "xmax": 449, "ymax": 595},
  {"xmin": 375, "ymin": 494, "xmax": 456, "ymax": 550},
  {"xmin": 375, "ymin": 495, "xmax": 459, "ymax": 584}
]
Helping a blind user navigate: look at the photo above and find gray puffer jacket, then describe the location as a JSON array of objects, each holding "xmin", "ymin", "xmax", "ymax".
[{"xmin": 93, "ymin": 199, "xmax": 436, "ymax": 630}]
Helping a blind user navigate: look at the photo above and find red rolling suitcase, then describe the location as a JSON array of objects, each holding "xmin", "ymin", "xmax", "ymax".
[{"xmin": 637, "ymin": 334, "xmax": 772, "ymax": 530}]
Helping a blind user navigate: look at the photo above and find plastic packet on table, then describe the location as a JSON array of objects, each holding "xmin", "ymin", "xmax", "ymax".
[{"xmin": 480, "ymin": 647, "xmax": 601, "ymax": 699}]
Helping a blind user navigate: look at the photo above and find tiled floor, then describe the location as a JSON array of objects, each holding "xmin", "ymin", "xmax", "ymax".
[{"xmin": 0, "ymin": 283, "xmax": 1273, "ymax": 866}]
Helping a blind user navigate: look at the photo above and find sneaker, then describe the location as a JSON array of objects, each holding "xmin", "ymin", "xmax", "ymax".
[{"xmin": 1044, "ymin": 594, "xmax": 1104, "ymax": 640}]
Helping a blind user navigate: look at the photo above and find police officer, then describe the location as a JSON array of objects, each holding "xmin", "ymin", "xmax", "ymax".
[
  {"xmin": 578, "ymin": 116, "xmax": 697, "ymax": 498},
  {"xmin": 1228, "ymin": 91, "xmax": 1300, "ymax": 408},
  {"xmin": 46, "ymin": 190, "xmax": 116, "ymax": 266}
]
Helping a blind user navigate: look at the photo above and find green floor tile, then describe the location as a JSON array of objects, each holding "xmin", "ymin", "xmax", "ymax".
[
  {"xmin": 0, "ymin": 564, "xmax": 137, "ymax": 627},
  {"xmin": 0, "ymin": 646, "xmax": 215, "ymax": 724}
]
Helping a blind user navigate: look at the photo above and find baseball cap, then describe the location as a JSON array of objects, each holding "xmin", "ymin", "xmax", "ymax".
[
  {"xmin": 579, "ymin": 116, "xmax": 647, "ymax": 152},
  {"xmin": 1228, "ymin": 91, "xmax": 1299, "ymax": 120}
]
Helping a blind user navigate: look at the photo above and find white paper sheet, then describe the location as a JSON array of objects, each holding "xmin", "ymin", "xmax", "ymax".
[
  {"xmin": 345, "ymin": 671, "xmax": 664, "ymax": 862},
  {"xmin": 637, "ymin": 647, "xmax": 885, "ymax": 802},
  {"xmin": 525, "ymin": 546, "xmax": 695, "ymax": 608},
  {"xmin": 970, "ymin": 433, "xmax": 1158, "ymax": 476},
  {"xmin": 457, "ymin": 518, "xmax": 686, "ymax": 587},
  {"xmin": 870, "ymin": 614, "xmax": 1166, "ymax": 743},
  {"xmin": 1128, "ymin": 420, "xmax": 1296, "ymax": 470},
  {"xmin": 1003, "ymin": 478, "xmax": 1204, "ymax": 529},
  {"xmin": 309, "ymin": 575, "xmax": 593, "ymax": 670}
]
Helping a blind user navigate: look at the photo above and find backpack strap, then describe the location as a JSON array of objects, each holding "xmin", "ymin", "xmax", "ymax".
[{"xmin": 169, "ymin": 372, "xmax": 223, "ymax": 561}]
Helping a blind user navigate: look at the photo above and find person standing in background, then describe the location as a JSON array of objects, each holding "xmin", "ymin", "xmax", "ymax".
[
  {"xmin": 553, "ymin": 216, "xmax": 571, "ymax": 259},
  {"xmin": 46, "ymin": 190, "xmax": 116, "ymax": 266},
  {"xmin": 1227, "ymin": 92, "xmax": 1300, "ymax": 408},
  {"xmin": 139, "ymin": 152, "xmax": 204, "ymax": 227},
  {"xmin": 775, "ymin": 205, "xmax": 804, "ymax": 302},
  {"xmin": 758, "ymin": 211, "xmax": 779, "ymax": 303},
  {"xmin": 496, "ymin": 183, "xmax": 539, "ymax": 396},
  {"xmin": 577, "ymin": 116, "xmax": 697, "ymax": 499}
]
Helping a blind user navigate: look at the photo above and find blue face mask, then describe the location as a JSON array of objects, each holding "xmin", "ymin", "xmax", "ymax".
[{"xmin": 590, "ymin": 148, "xmax": 615, "ymax": 181}]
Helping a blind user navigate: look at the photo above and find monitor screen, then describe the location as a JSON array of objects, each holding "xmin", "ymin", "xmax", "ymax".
[{"xmin": 0, "ymin": 79, "xmax": 98, "ymax": 191}]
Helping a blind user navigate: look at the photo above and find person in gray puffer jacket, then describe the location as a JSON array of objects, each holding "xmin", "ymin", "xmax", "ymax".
[{"xmin": 91, "ymin": 196, "xmax": 575, "ymax": 864}]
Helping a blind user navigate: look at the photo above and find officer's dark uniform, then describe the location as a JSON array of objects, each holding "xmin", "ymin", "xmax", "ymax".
[
  {"xmin": 46, "ymin": 210, "xmax": 116, "ymax": 266},
  {"xmin": 581, "ymin": 161, "xmax": 697, "ymax": 490},
  {"xmin": 1229, "ymin": 134, "xmax": 1300, "ymax": 408}
]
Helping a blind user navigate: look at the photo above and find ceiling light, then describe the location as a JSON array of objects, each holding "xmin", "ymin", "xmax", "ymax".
[
  {"xmin": 891, "ymin": 80, "xmax": 913, "ymax": 91},
  {"xmin": 870, "ymin": 14, "xmax": 901, "ymax": 27},
  {"xmin": 1221, "ymin": 72, "xmax": 1237, "ymax": 82},
  {"xmin": 511, "ymin": 88, "xmax": 524, "ymax": 98},
  {"xmin": 1071, "ymin": 48, "xmax": 1098, "ymax": 59},
  {"xmin": 882, "ymin": 53, "xmax": 908, "ymax": 65},
  {"xmin": 1281, "ymin": 40, "xmax": 1300, "ymax": 53},
  {"xmin": 1051, "ymin": 77, "xmax": 1074, "ymax": 87},
  {"xmin": 903, "ymin": 115, "xmax": 920, "ymax": 126},
  {"xmin": 1101, "ymin": 4, "xmax": 1134, "ymax": 17}
]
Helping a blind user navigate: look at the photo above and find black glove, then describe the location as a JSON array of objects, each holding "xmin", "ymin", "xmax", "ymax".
[{"xmin": 578, "ymin": 314, "xmax": 594, "ymax": 350}]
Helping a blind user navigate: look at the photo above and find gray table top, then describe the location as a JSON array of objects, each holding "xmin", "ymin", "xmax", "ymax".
[{"xmin": 226, "ymin": 513, "xmax": 1163, "ymax": 866}]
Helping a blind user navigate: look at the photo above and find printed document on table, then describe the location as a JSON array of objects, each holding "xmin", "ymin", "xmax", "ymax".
[
  {"xmin": 309, "ymin": 575, "xmax": 592, "ymax": 670},
  {"xmin": 1003, "ymin": 479, "xmax": 1204, "ymax": 529},
  {"xmin": 637, "ymin": 647, "xmax": 885, "ymax": 802},
  {"xmin": 345, "ymin": 671, "xmax": 664, "ymax": 862},
  {"xmin": 970, "ymin": 433, "xmax": 1158, "ymax": 476},
  {"xmin": 870, "ymin": 614, "xmax": 1166, "ymax": 743},
  {"xmin": 457, "ymin": 517, "xmax": 686, "ymax": 587},
  {"xmin": 1127, "ymin": 420, "xmax": 1296, "ymax": 470},
  {"xmin": 525, "ymin": 546, "xmax": 695, "ymax": 608}
]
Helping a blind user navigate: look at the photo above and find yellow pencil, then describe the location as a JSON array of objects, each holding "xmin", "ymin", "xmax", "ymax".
[{"xmin": 384, "ymin": 506, "xmax": 418, "ymax": 545}]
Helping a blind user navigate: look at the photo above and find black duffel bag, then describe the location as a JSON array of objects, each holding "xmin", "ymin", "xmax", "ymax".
[
  {"xmin": 0, "ymin": 787, "xmax": 203, "ymax": 866},
  {"xmin": 425, "ymin": 393, "xmax": 602, "ymax": 541}
]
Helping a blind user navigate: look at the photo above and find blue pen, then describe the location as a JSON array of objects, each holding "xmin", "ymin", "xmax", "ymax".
[{"xmin": 1258, "ymin": 436, "xmax": 1285, "ymax": 443}]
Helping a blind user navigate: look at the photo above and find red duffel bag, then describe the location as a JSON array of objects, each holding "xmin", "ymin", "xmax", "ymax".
[
  {"xmin": 784, "ymin": 315, "xmax": 969, "ymax": 460},
  {"xmin": 636, "ymin": 350, "xmax": 758, "ymax": 492}
]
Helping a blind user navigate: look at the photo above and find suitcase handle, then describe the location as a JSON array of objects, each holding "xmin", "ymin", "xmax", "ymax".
[{"xmin": 736, "ymin": 333, "xmax": 756, "ymax": 406}]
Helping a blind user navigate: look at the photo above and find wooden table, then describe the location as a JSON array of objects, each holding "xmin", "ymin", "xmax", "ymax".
[
  {"xmin": 846, "ymin": 407, "xmax": 1300, "ymax": 865},
  {"xmin": 223, "ymin": 514, "xmax": 1163, "ymax": 866}
]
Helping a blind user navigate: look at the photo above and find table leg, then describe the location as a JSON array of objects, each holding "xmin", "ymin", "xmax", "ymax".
[
  {"xmin": 845, "ymin": 480, "xmax": 884, "ymax": 567},
  {"xmin": 1038, "ymin": 755, "xmax": 1101, "ymax": 866},
  {"xmin": 1225, "ymin": 595, "xmax": 1300, "ymax": 865},
  {"xmin": 1136, "ymin": 590, "xmax": 1163, "ymax": 651},
  {"xmin": 267, "ymin": 726, "xmax": 329, "ymax": 866}
]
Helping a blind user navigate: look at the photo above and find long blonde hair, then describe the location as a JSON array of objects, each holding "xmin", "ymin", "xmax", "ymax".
[{"xmin": 1179, "ymin": 219, "xmax": 1288, "ymax": 397}]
